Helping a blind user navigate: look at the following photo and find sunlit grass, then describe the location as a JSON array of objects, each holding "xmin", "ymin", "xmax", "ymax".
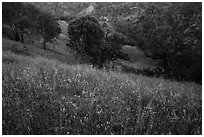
[{"xmin": 2, "ymin": 53, "xmax": 202, "ymax": 135}]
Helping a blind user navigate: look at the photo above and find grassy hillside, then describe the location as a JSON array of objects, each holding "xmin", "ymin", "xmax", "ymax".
[
  {"xmin": 2, "ymin": 2, "xmax": 202, "ymax": 134},
  {"xmin": 2, "ymin": 37, "xmax": 76, "ymax": 65},
  {"xmin": 2, "ymin": 49, "xmax": 202, "ymax": 134},
  {"xmin": 122, "ymin": 45, "xmax": 156, "ymax": 68}
]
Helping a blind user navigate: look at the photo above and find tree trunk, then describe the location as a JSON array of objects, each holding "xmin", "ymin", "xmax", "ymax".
[
  {"xmin": 43, "ymin": 41, "xmax": 46, "ymax": 50},
  {"xmin": 20, "ymin": 33, "xmax": 24, "ymax": 43},
  {"xmin": 14, "ymin": 31, "xmax": 20, "ymax": 42}
]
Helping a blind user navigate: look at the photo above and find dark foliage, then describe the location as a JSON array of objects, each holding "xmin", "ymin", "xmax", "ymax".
[
  {"xmin": 134, "ymin": 3, "xmax": 202, "ymax": 83},
  {"xmin": 37, "ymin": 12, "xmax": 61, "ymax": 49},
  {"xmin": 2, "ymin": 3, "xmax": 40, "ymax": 43},
  {"xmin": 67, "ymin": 15, "xmax": 128, "ymax": 67},
  {"xmin": 67, "ymin": 16, "xmax": 104, "ymax": 66},
  {"xmin": 2, "ymin": 2, "xmax": 61, "ymax": 48}
]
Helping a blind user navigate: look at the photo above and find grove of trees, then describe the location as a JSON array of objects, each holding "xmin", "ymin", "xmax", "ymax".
[
  {"xmin": 2, "ymin": 2, "xmax": 61, "ymax": 49},
  {"xmin": 132, "ymin": 3, "xmax": 202, "ymax": 83}
]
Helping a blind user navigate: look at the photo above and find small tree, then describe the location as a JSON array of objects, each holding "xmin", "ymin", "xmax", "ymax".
[
  {"xmin": 37, "ymin": 12, "xmax": 61, "ymax": 49},
  {"xmin": 68, "ymin": 16, "xmax": 104, "ymax": 66}
]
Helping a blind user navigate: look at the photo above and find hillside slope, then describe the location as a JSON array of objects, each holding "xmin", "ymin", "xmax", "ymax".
[
  {"xmin": 2, "ymin": 2, "xmax": 202, "ymax": 135},
  {"xmin": 2, "ymin": 50, "xmax": 202, "ymax": 135},
  {"xmin": 2, "ymin": 37, "xmax": 76, "ymax": 65}
]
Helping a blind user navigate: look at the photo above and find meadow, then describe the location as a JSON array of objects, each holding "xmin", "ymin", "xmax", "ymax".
[{"xmin": 2, "ymin": 51, "xmax": 202, "ymax": 135}]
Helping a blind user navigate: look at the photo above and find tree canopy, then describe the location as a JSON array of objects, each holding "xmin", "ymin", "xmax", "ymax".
[
  {"xmin": 67, "ymin": 15, "xmax": 128, "ymax": 67},
  {"xmin": 2, "ymin": 2, "xmax": 61, "ymax": 48},
  {"xmin": 37, "ymin": 12, "xmax": 61, "ymax": 49},
  {"xmin": 134, "ymin": 3, "xmax": 202, "ymax": 83}
]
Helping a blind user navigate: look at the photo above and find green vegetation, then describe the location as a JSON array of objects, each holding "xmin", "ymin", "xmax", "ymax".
[{"xmin": 2, "ymin": 52, "xmax": 202, "ymax": 135}]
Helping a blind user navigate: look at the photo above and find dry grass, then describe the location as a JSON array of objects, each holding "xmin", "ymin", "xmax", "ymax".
[
  {"xmin": 2, "ymin": 37, "xmax": 77, "ymax": 65},
  {"xmin": 2, "ymin": 53, "xmax": 202, "ymax": 135}
]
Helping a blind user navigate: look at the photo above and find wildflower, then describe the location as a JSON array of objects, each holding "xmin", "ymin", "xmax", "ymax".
[{"xmin": 96, "ymin": 105, "xmax": 102, "ymax": 114}]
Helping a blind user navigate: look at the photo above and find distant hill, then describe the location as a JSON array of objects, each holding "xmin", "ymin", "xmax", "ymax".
[
  {"xmin": 31, "ymin": 2, "xmax": 173, "ymax": 46},
  {"xmin": 32, "ymin": 2, "xmax": 173, "ymax": 21}
]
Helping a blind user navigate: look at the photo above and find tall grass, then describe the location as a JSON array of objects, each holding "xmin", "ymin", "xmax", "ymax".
[{"xmin": 2, "ymin": 53, "xmax": 202, "ymax": 135}]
